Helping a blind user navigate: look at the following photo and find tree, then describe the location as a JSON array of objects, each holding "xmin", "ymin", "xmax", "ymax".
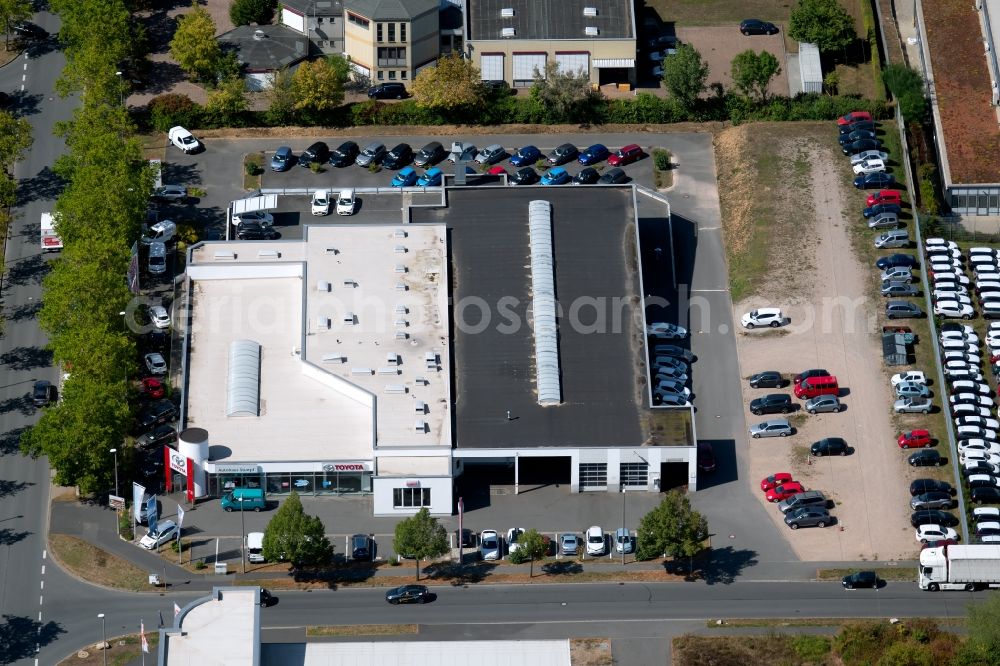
[
  {"xmin": 788, "ymin": 0, "xmax": 856, "ymax": 53},
  {"xmin": 261, "ymin": 491, "xmax": 333, "ymax": 567},
  {"xmin": 290, "ymin": 56, "xmax": 349, "ymax": 115},
  {"xmin": 660, "ymin": 44, "xmax": 709, "ymax": 109},
  {"xmin": 205, "ymin": 75, "xmax": 249, "ymax": 119},
  {"xmin": 393, "ymin": 507, "xmax": 449, "ymax": 580},
  {"xmin": 411, "ymin": 54, "xmax": 484, "ymax": 110},
  {"xmin": 229, "ymin": 0, "xmax": 276, "ymax": 26},
  {"xmin": 265, "ymin": 67, "xmax": 296, "ymax": 124},
  {"xmin": 515, "ymin": 529, "xmax": 548, "ymax": 578},
  {"xmin": 170, "ymin": 2, "xmax": 222, "ymax": 82},
  {"xmin": 530, "ymin": 60, "xmax": 600, "ymax": 122},
  {"xmin": 0, "ymin": 0, "xmax": 32, "ymax": 51},
  {"xmin": 730, "ymin": 50, "xmax": 781, "ymax": 101},
  {"xmin": 0, "ymin": 110, "xmax": 32, "ymax": 170},
  {"xmin": 636, "ymin": 491, "xmax": 708, "ymax": 566}
]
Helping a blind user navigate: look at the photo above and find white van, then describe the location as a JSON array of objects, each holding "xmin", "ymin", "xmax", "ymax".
[
  {"xmin": 247, "ymin": 532, "xmax": 265, "ymax": 563},
  {"xmin": 336, "ymin": 188, "xmax": 356, "ymax": 216},
  {"xmin": 147, "ymin": 242, "xmax": 167, "ymax": 275}
]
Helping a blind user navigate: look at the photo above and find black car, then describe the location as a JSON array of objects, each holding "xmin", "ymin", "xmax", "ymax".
[
  {"xmin": 139, "ymin": 454, "xmax": 164, "ymax": 479},
  {"xmin": 574, "ymin": 167, "xmax": 600, "ymax": 185},
  {"xmin": 135, "ymin": 400, "xmax": 178, "ymax": 430},
  {"xmin": 969, "ymin": 475, "xmax": 1000, "ymax": 490},
  {"xmin": 512, "ymin": 167, "xmax": 539, "ymax": 185},
  {"xmin": 598, "ymin": 167, "xmax": 628, "ymax": 184},
  {"xmin": 697, "ymin": 442, "xmax": 716, "ymax": 473},
  {"xmin": 843, "ymin": 139, "xmax": 882, "ymax": 156},
  {"xmin": 864, "ymin": 203, "xmax": 903, "ymax": 218},
  {"xmin": 298, "ymin": 141, "xmax": 330, "ymax": 167},
  {"xmin": 854, "ymin": 172, "xmax": 895, "ymax": 189},
  {"xmin": 32, "ymin": 380, "xmax": 55, "ymax": 407},
  {"xmin": 910, "ymin": 510, "xmax": 960, "ymax": 528},
  {"xmin": 750, "ymin": 371, "xmax": 784, "ymax": 389},
  {"xmin": 654, "ymin": 345, "xmax": 696, "ymax": 362},
  {"xmin": 385, "ymin": 584, "xmax": 430, "ymax": 604},
  {"xmin": 876, "ymin": 254, "xmax": 918, "ymax": 270},
  {"xmin": 351, "ymin": 534, "xmax": 372, "ymax": 561},
  {"xmin": 414, "ymin": 142, "xmax": 446, "ymax": 167},
  {"xmin": 972, "ymin": 486, "xmax": 1000, "ymax": 504},
  {"xmin": 13, "ymin": 21, "xmax": 48, "ymax": 40},
  {"xmin": 368, "ymin": 82, "xmax": 407, "ymax": 99},
  {"xmin": 739, "ymin": 19, "xmax": 778, "ymax": 35},
  {"xmin": 794, "ymin": 369, "xmax": 830, "ymax": 384},
  {"xmin": 811, "ymin": 437, "xmax": 848, "ymax": 456},
  {"xmin": 842, "ymin": 571, "xmax": 881, "ymax": 589},
  {"xmin": 838, "ymin": 130, "xmax": 878, "ymax": 145},
  {"xmin": 136, "ymin": 424, "xmax": 177, "ymax": 450},
  {"xmin": 236, "ymin": 221, "xmax": 279, "ymax": 240},
  {"xmin": 749, "ymin": 393, "xmax": 793, "ymax": 415},
  {"xmin": 382, "ymin": 143, "xmax": 413, "ymax": 170},
  {"xmin": 908, "ymin": 449, "xmax": 944, "ymax": 467},
  {"xmin": 328, "ymin": 141, "xmax": 359, "ymax": 167},
  {"xmin": 886, "ymin": 301, "xmax": 923, "ymax": 319},
  {"xmin": 910, "ymin": 478, "xmax": 955, "ymax": 496},
  {"xmin": 454, "ymin": 528, "xmax": 475, "ymax": 548},
  {"xmin": 547, "ymin": 143, "xmax": 579, "ymax": 165},
  {"xmin": 964, "ymin": 461, "xmax": 998, "ymax": 477},
  {"xmin": 910, "ymin": 491, "xmax": 954, "ymax": 510},
  {"xmin": 839, "ymin": 121, "xmax": 876, "ymax": 135}
]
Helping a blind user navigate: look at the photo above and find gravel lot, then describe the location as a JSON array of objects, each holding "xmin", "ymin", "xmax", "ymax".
[{"xmin": 732, "ymin": 140, "xmax": 914, "ymax": 562}]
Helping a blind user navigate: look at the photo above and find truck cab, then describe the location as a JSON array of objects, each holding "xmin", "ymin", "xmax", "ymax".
[{"xmin": 919, "ymin": 544, "xmax": 1000, "ymax": 591}]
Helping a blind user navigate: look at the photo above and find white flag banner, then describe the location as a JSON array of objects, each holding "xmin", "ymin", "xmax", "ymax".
[
  {"xmin": 132, "ymin": 482, "xmax": 147, "ymax": 524},
  {"xmin": 174, "ymin": 602, "xmax": 181, "ymax": 618},
  {"xmin": 140, "ymin": 620, "xmax": 148, "ymax": 653},
  {"xmin": 176, "ymin": 505, "xmax": 185, "ymax": 531}
]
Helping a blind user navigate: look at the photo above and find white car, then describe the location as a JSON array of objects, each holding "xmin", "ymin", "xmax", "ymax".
[
  {"xmin": 941, "ymin": 351, "xmax": 979, "ymax": 365},
  {"xmin": 480, "ymin": 530, "xmax": 500, "ymax": 560},
  {"xmin": 336, "ymin": 188, "xmax": 355, "ymax": 216},
  {"xmin": 853, "ymin": 158, "xmax": 886, "ymax": 175},
  {"xmin": 924, "ymin": 237, "xmax": 959, "ymax": 251},
  {"xmin": 168, "ymin": 126, "xmax": 200, "ymax": 153},
  {"xmin": 934, "ymin": 301, "xmax": 975, "ymax": 319},
  {"xmin": 231, "ymin": 210, "xmax": 274, "ymax": 227},
  {"xmin": 955, "ymin": 416, "xmax": 1000, "ymax": 431},
  {"xmin": 646, "ymin": 322, "xmax": 688, "ymax": 339},
  {"xmin": 941, "ymin": 330, "xmax": 979, "ymax": 343},
  {"xmin": 144, "ymin": 352, "xmax": 167, "ymax": 375},
  {"xmin": 850, "ymin": 150, "xmax": 889, "ymax": 165},
  {"xmin": 916, "ymin": 524, "xmax": 958, "ymax": 543},
  {"xmin": 960, "ymin": 449, "xmax": 1000, "ymax": 466},
  {"xmin": 311, "ymin": 190, "xmax": 330, "ymax": 216},
  {"xmin": 974, "ymin": 507, "xmax": 1000, "ymax": 521},
  {"xmin": 958, "ymin": 439, "xmax": 1000, "ymax": 456},
  {"xmin": 947, "ymin": 324, "xmax": 978, "ymax": 337},
  {"xmin": 506, "ymin": 528, "xmax": 525, "ymax": 554},
  {"xmin": 989, "ymin": 322, "xmax": 1000, "ymax": 334},
  {"xmin": 952, "ymin": 404, "xmax": 992, "ymax": 418},
  {"xmin": 951, "ymin": 393, "xmax": 994, "ymax": 408},
  {"xmin": 140, "ymin": 520, "xmax": 178, "ymax": 549},
  {"xmin": 741, "ymin": 308, "xmax": 784, "ymax": 329},
  {"xmin": 586, "ymin": 526, "xmax": 605, "ymax": 556},
  {"xmin": 957, "ymin": 425, "xmax": 998, "ymax": 440},
  {"xmin": 891, "ymin": 370, "xmax": 927, "ymax": 386},
  {"xmin": 943, "ymin": 360, "xmax": 976, "ymax": 376},
  {"xmin": 966, "ymin": 461, "xmax": 1000, "ymax": 475},
  {"xmin": 153, "ymin": 184, "xmax": 187, "ymax": 201},
  {"xmin": 149, "ymin": 305, "xmax": 171, "ymax": 329},
  {"xmin": 985, "ymin": 334, "xmax": 1000, "ymax": 349},
  {"xmin": 950, "ymin": 380, "xmax": 990, "ymax": 395},
  {"xmin": 931, "ymin": 272, "xmax": 970, "ymax": 286},
  {"xmin": 940, "ymin": 339, "xmax": 979, "ymax": 354}
]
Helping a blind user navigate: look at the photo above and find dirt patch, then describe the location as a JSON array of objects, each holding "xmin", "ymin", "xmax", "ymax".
[
  {"xmin": 56, "ymin": 632, "xmax": 158, "ymax": 666},
  {"xmin": 722, "ymin": 123, "xmax": 913, "ymax": 562},
  {"xmin": 571, "ymin": 638, "xmax": 613, "ymax": 666},
  {"xmin": 676, "ymin": 27, "xmax": 789, "ymax": 98},
  {"xmin": 48, "ymin": 535, "xmax": 154, "ymax": 592}
]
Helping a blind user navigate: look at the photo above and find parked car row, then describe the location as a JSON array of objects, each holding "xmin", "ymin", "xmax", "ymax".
[
  {"xmin": 648, "ymin": 340, "xmax": 696, "ymax": 407},
  {"xmin": 925, "ymin": 239, "xmax": 977, "ymax": 320},
  {"xmin": 760, "ymin": 473, "xmax": 834, "ymax": 529}
]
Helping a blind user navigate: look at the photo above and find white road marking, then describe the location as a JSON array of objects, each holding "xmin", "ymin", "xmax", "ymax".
[
  {"xmin": 39, "ymin": 581, "xmax": 43, "ymax": 590},
  {"xmin": 23, "ymin": 63, "xmax": 27, "ymax": 70},
  {"xmin": 43, "ymin": 550, "xmax": 47, "ymax": 559},
  {"xmin": 41, "ymin": 565, "xmax": 44, "ymax": 575},
  {"xmin": 38, "ymin": 595, "xmax": 42, "ymax": 605}
]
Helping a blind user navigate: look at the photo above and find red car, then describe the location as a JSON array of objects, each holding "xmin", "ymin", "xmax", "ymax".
[
  {"xmin": 760, "ymin": 473, "xmax": 793, "ymax": 491},
  {"xmin": 607, "ymin": 144, "xmax": 642, "ymax": 167},
  {"xmin": 921, "ymin": 538, "xmax": 957, "ymax": 550},
  {"xmin": 866, "ymin": 189, "xmax": 901, "ymax": 207},
  {"xmin": 766, "ymin": 482, "xmax": 805, "ymax": 502},
  {"xmin": 990, "ymin": 353, "xmax": 1000, "ymax": 365},
  {"xmin": 898, "ymin": 429, "xmax": 932, "ymax": 449},
  {"xmin": 838, "ymin": 111, "xmax": 873, "ymax": 126},
  {"xmin": 487, "ymin": 165, "xmax": 507, "ymax": 176},
  {"xmin": 140, "ymin": 377, "xmax": 165, "ymax": 399}
]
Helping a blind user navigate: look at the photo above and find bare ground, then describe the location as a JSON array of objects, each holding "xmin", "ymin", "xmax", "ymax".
[{"xmin": 721, "ymin": 125, "xmax": 913, "ymax": 561}]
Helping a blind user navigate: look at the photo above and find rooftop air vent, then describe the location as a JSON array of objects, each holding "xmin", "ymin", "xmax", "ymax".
[
  {"xmin": 253, "ymin": 29, "xmax": 266, "ymax": 40},
  {"xmin": 501, "ymin": 7, "xmax": 514, "ymax": 17},
  {"xmin": 583, "ymin": 7, "xmax": 598, "ymax": 16},
  {"xmin": 502, "ymin": 27, "xmax": 516, "ymax": 37},
  {"xmin": 584, "ymin": 26, "xmax": 599, "ymax": 36}
]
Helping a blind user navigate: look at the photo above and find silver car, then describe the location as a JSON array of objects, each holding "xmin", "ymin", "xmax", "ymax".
[
  {"xmin": 896, "ymin": 381, "xmax": 931, "ymax": 398},
  {"xmin": 804, "ymin": 395, "xmax": 843, "ymax": 414},
  {"xmin": 749, "ymin": 418, "xmax": 793, "ymax": 438}
]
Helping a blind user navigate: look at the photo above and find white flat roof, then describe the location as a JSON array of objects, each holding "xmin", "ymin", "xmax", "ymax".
[
  {"xmin": 164, "ymin": 588, "xmax": 257, "ymax": 665},
  {"xmin": 293, "ymin": 640, "xmax": 570, "ymax": 666},
  {"xmin": 185, "ymin": 224, "xmax": 451, "ymax": 465}
]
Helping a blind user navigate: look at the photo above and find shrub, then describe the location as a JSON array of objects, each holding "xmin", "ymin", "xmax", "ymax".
[
  {"xmin": 791, "ymin": 634, "xmax": 831, "ymax": 661},
  {"xmin": 194, "ymin": 560, "xmax": 206, "ymax": 570},
  {"xmin": 652, "ymin": 148, "xmax": 671, "ymax": 171},
  {"xmin": 918, "ymin": 163, "xmax": 940, "ymax": 216},
  {"xmin": 148, "ymin": 94, "xmax": 200, "ymax": 132},
  {"xmin": 245, "ymin": 161, "xmax": 261, "ymax": 176},
  {"xmin": 508, "ymin": 548, "xmax": 530, "ymax": 565}
]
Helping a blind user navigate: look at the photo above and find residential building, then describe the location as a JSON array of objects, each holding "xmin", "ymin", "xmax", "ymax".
[
  {"xmin": 280, "ymin": 0, "xmax": 346, "ymax": 54},
  {"xmin": 343, "ymin": 0, "xmax": 440, "ymax": 84},
  {"xmin": 217, "ymin": 25, "xmax": 310, "ymax": 91},
  {"xmin": 465, "ymin": 0, "xmax": 637, "ymax": 87}
]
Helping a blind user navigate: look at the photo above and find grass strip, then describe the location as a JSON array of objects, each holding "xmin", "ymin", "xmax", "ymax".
[
  {"xmin": 57, "ymin": 632, "xmax": 160, "ymax": 666},
  {"xmin": 307, "ymin": 624, "xmax": 418, "ymax": 637},
  {"xmin": 814, "ymin": 566, "xmax": 917, "ymax": 581},
  {"xmin": 48, "ymin": 534, "xmax": 153, "ymax": 592}
]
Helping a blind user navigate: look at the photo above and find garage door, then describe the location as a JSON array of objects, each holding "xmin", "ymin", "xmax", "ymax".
[
  {"xmin": 480, "ymin": 54, "xmax": 503, "ymax": 81},
  {"xmin": 555, "ymin": 53, "xmax": 589, "ymax": 76},
  {"xmin": 512, "ymin": 54, "xmax": 546, "ymax": 84},
  {"xmin": 282, "ymin": 7, "xmax": 305, "ymax": 33}
]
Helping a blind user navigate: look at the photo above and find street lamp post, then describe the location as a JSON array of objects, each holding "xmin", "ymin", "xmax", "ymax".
[
  {"xmin": 240, "ymin": 505, "xmax": 246, "ymax": 575},
  {"xmin": 110, "ymin": 448, "xmax": 119, "ymax": 538},
  {"xmin": 115, "ymin": 70, "xmax": 123, "ymax": 107},
  {"xmin": 98, "ymin": 613, "xmax": 107, "ymax": 666},
  {"xmin": 621, "ymin": 483, "xmax": 626, "ymax": 566}
]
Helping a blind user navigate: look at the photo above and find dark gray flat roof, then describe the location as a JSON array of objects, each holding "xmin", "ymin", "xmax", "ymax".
[
  {"xmin": 345, "ymin": 0, "xmax": 438, "ymax": 21},
  {"xmin": 411, "ymin": 187, "xmax": 647, "ymax": 449},
  {"xmin": 218, "ymin": 25, "xmax": 309, "ymax": 72},
  {"xmin": 468, "ymin": 0, "xmax": 633, "ymax": 41},
  {"xmin": 282, "ymin": 0, "xmax": 342, "ymax": 16}
]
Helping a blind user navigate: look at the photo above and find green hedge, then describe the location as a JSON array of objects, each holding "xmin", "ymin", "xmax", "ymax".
[{"xmin": 137, "ymin": 91, "xmax": 891, "ymax": 132}]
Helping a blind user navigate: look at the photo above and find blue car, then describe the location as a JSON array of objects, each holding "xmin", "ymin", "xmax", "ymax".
[
  {"xmin": 541, "ymin": 167, "xmax": 571, "ymax": 185},
  {"xmin": 510, "ymin": 145, "xmax": 541, "ymax": 167},
  {"xmin": 416, "ymin": 167, "xmax": 442, "ymax": 187},
  {"xmin": 270, "ymin": 146, "xmax": 293, "ymax": 171},
  {"xmin": 863, "ymin": 203, "xmax": 902, "ymax": 218},
  {"xmin": 854, "ymin": 172, "xmax": 895, "ymax": 189},
  {"xmin": 391, "ymin": 167, "xmax": 418, "ymax": 188},
  {"xmin": 578, "ymin": 144, "xmax": 609, "ymax": 165}
]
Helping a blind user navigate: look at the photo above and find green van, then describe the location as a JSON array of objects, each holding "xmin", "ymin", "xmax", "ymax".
[{"xmin": 221, "ymin": 487, "xmax": 266, "ymax": 512}]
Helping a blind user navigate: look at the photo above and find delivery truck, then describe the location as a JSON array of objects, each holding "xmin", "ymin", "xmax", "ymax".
[
  {"xmin": 919, "ymin": 544, "xmax": 1000, "ymax": 591},
  {"xmin": 40, "ymin": 212, "xmax": 63, "ymax": 251},
  {"xmin": 246, "ymin": 532, "xmax": 265, "ymax": 563}
]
